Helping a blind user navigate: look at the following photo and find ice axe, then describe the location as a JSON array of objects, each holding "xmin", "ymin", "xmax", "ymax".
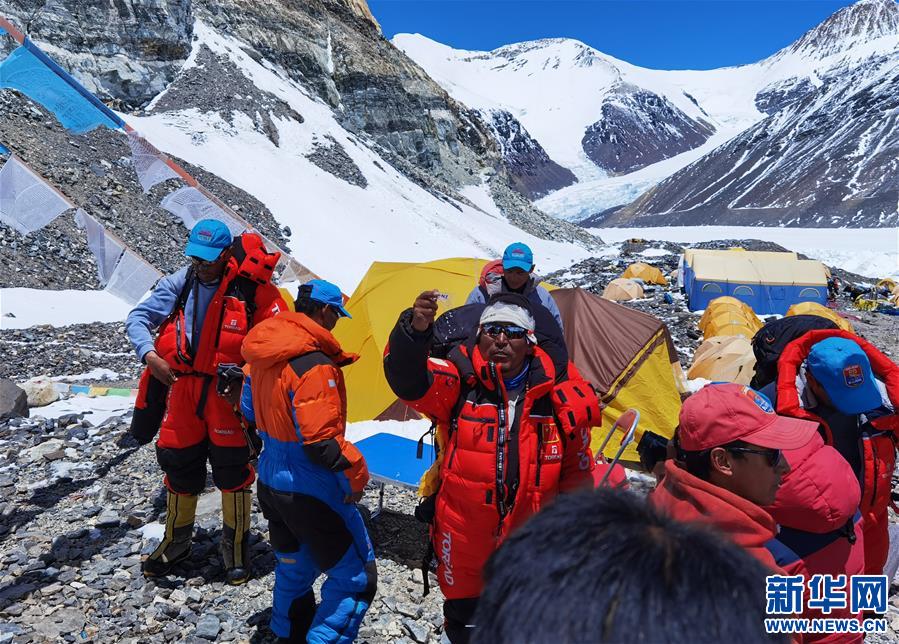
[{"xmin": 595, "ymin": 408, "xmax": 641, "ymax": 488}]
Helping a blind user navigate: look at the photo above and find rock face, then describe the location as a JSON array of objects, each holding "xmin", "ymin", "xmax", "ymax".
[
  {"xmin": 581, "ymin": 86, "xmax": 714, "ymax": 175},
  {"xmin": 0, "ymin": 0, "xmax": 193, "ymax": 108},
  {"xmin": 195, "ymin": 0, "xmax": 496, "ymax": 186},
  {"xmin": 485, "ymin": 109, "xmax": 577, "ymax": 200},
  {"xmin": 608, "ymin": 55, "xmax": 899, "ymax": 228}
]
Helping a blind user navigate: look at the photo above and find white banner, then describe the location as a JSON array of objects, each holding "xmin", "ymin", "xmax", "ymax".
[
  {"xmin": 127, "ymin": 131, "xmax": 181, "ymax": 193},
  {"xmin": 104, "ymin": 250, "xmax": 162, "ymax": 306},
  {"xmin": 0, "ymin": 156, "xmax": 72, "ymax": 235},
  {"xmin": 160, "ymin": 186, "xmax": 246, "ymax": 235},
  {"xmin": 74, "ymin": 209, "xmax": 125, "ymax": 285}
]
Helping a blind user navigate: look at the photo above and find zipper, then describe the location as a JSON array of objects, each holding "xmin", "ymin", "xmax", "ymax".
[
  {"xmin": 535, "ymin": 423, "xmax": 543, "ymax": 487},
  {"xmin": 445, "ymin": 421, "xmax": 460, "ymax": 470},
  {"xmin": 491, "ymin": 362, "xmax": 508, "ymax": 520},
  {"xmin": 869, "ymin": 437, "xmax": 878, "ymax": 510}
]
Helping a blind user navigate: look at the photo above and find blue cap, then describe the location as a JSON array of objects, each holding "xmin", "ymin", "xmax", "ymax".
[
  {"xmin": 306, "ymin": 279, "xmax": 351, "ymax": 318},
  {"xmin": 185, "ymin": 219, "xmax": 232, "ymax": 262},
  {"xmin": 807, "ymin": 337, "xmax": 882, "ymax": 414},
  {"xmin": 502, "ymin": 242, "xmax": 534, "ymax": 272}
]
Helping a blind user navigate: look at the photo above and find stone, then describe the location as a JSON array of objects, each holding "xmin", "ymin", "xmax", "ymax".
[
  {"xmin": 0, "ymin": 379, "xmax": 28, "ymax": 420},
  {"xmin": 31, "ymin": 607, "xmax": 85, "ymax": 640},
  {"xmin": 194, "ymin": 614, "xmax": 220, "ymax": 640},
  {"xmin": 96, "ymin": 510, "xmax": 120, "ymax": 528},
  {"xmin": 20, "ymin": 376, "xmax": 60, "ymax": 407},
  {"xmin": 22, "ymin": 439, "xmax": 65, "ymax": 463}
]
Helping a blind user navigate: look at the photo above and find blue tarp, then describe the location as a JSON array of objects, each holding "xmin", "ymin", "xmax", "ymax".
[
  {"xmin": 0, "ymin": 142, "xmax": 8, "ymax": 155},
  {"xmin": 0, "ymin": 43, "xmax": 124, "ymax": 133},
  {"xmin": 355, "ymin": 433, "xmax": 433, "ymax": 489}
]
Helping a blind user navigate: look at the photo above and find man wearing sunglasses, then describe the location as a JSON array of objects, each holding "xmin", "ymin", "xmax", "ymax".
[
  {"xmin": 126, "ymin": 219, "xmax": 286, "ymax": 584},
  {"xmin": 465, "ymin": 242, "xmax": 564, "ymax": 333},
  {"xmin": 385, "ymin": 291, "xmax": 598, "ymax": 643},
  {"xmin": 652, "ymin": 383, "xmax": 817, "ymax": 572}
]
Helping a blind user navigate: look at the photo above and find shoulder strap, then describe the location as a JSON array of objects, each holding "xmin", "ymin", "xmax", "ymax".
[
  {"xmin": 289, "ymin": 351, "xmax": 334, "ymax": 380},
  {"xmin": 169, "ymin": 267, "xmax": 195, "ymax": 320}
]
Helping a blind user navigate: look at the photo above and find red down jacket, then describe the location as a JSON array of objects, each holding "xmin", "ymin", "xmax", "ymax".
[
  {"xmin": 765, "ymin": 432, "xmax": 865, "ymax": 643},
  {"xmin": 384, "ymin": 309, "xmax": 596, "ymax": 600},
  {"xmin": 776, "ymin": 329, "xmax": 899, "ymax": 575}
]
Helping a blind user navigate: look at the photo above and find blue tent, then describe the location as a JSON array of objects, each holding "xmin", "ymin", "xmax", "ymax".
[{"xmin": 683, "ymin": 249, "xmax": 828, "ymax": 315}]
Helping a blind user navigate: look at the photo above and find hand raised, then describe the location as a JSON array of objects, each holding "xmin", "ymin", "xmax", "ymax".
[{"xmin": 411, "ymin": 290, "xmax": 441, "ymax": 332}]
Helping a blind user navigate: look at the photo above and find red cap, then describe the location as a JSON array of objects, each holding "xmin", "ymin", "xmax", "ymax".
[{"xmin": 679, "ymin": 383, "xmax": 818, "ymax": 452}]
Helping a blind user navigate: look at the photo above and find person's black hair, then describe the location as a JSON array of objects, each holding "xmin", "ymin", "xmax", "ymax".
[
  {"xmin": 675, "ymin": 434, "xmax": 750, "ymax": 481},
  {"xmin": 295, "ymin": 284, "xmax": 327, "ymax": 317},
  {"xmin": 473, "ymin": 488, "xmax": 786, "ymax": 644}
]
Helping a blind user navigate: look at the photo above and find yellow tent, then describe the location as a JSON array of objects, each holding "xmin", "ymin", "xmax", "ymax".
[
  {"xmin": 786, "ymin": 301, "xmax": 854, "ymax": 333},
  {"xmin": 688, "ymin": 336, "xmax": 756, "ymax": 385},
  {"xmin": 698, "ymin": 296, "xmax": 763, "ymax": 339},
  {"xmin": 334, "ymin": 258, "xmax": 489, "ymax": 423},
  {"xmin": 602, "ymin": 278, "xmax": 644, "ymax": 301},
  {"xmin": 621, "ymin": 262, "xmax": 668, "ymax": 285}
]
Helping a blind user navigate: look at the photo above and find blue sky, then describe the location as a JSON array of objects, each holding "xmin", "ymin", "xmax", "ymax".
[{"xmin": 368, "ymin": 0, "xmax": 858, "ymax": 69}]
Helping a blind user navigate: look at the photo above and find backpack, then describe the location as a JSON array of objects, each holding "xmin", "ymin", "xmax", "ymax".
[{"xmin": 750, "ymin": 314, "xmax": 839, "ymax": 390}]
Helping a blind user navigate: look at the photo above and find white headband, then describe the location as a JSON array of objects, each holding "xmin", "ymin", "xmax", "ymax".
[{"xmin": 479, "ymin": 302, "xmax": 537, "ymax": 344}]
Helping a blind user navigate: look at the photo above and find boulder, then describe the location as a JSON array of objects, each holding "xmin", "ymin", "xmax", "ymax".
[
  {"xmin": 20, "ymin": 376, "xmax": 60, "ymax": 407},
  {"xmin": 0, "ymin": 379, "xmax": 28, "ymax": 420}
]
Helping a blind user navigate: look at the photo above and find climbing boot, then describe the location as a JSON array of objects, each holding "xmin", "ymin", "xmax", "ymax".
[
  {"xmin": 221, "ymin": 488, "xmax": 253, "ymax": 585},
  {"xmin": 142, "ymin": 491, "xmax": 197, "ymax": 577}
]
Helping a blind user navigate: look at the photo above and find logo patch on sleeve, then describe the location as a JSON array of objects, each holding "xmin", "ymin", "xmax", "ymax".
[{"xmin": 843, "ymin": 364, "xmax": 864, "ymax": 388}]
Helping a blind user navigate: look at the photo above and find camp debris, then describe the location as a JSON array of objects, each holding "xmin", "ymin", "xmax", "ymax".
[
  {"xmin": 621, "ymin": 262, "xmax": 668, "ymax": 286},
  {"xmin": 551, "ymin": 288, "xmax": 685, "ymax": 462},
  {"xmin": 602, "ymin": 277, "xmax": 644, "ymax": 302},
  {"xmin": 687, "ymin": 335, "xmax": 756, "ymax": 386},
  {"xmin": 785, "ymin": 301, "xmax": 854, "ymax": 333},
  {"xmin": 682, "ymin": 248, "xmax": 828, "ymax": 315},
  {"xmin": 698, "ymin": 296, "xmax": 763, "ymax": 340}
]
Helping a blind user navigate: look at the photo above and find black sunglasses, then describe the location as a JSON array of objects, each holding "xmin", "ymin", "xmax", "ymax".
[
  {"xmin": 481, "ymin": 323, "xmax": 528, "ymax": 340},
  {"xmin": 726, "ymin": 446, "xmax": 782, "ymax": 467},
  {"xmin": 190, "ymin": 255, "xmax": 221, "ymax": 268}
]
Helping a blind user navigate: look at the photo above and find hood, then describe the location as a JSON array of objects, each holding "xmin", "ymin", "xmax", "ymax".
[
  {"xmin": 766, "ymin": 432, "xmax": 861, "ymax": 533},
  {"xmin": 777, "ymin": 329, "xmax": 898, "ymax": 419},
  {"xmin": 652, "ymin": 461, "xmax": 780, "ymax": 570},
  {"xmin": 241, "ymin": 312, "xmax": 356, "ymax": 369}
]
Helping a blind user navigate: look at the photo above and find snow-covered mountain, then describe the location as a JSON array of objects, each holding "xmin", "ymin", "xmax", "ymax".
[{"xmin": 395, "ymin": 0, "xmax": 899, "ymax": 227}]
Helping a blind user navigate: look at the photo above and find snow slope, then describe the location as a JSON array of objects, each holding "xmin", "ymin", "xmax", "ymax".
[
  {"xmin": 130, "ymin": 22, "xmax": 591, "ymax": 293},
  {"xmin": 0, "ymin": 288, "xmax": 134, "ymax": 330}
]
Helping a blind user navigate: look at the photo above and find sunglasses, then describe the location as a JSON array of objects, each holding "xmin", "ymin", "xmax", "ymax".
[
  {"xmin": 481, "ymin": 323, "xmax": 528, "ymax": 340},
  {"xmin": 190, "ymin": 255, "xmax": 222, "ymax": 268},
  {"xmin": 726, "ymin": 446, "xmax": 783, "ymax": 467}
]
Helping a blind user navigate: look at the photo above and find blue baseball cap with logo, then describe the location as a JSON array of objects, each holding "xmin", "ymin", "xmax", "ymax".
[
  {"xmin": 502, "ymin": 242, "xmax": 534, "ymax": 272},
  {"xmin": 807, "ymin": 337, "xmax": 883, "ymax": 414},
  {"xmin": 305, "ymin": 279, "xmax": 351, "ymax": 318},
  {"xmin": 185, "ymin": 219, "xmax": 233, "ymax": 262}
]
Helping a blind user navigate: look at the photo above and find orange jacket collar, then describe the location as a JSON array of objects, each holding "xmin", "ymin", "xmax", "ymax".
[{"xmin": 242, "ymin": 311, "xmax": 357, "ymax": 368}]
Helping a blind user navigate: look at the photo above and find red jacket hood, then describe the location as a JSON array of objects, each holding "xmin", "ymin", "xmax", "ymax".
[
  {"xmin": 241, "ymin": 312, "xmax": 357, "ymax": 369},
  {"xmin": 651, "ymin": 461, "xmax": 781, "ymax": 572},
  {"xmin": 776, "ymin": 329, "xmax": 899, "ymax": 436},
  {"xmin": 766, "ymin": 432, "xmax": 861, "ymax": 533}
]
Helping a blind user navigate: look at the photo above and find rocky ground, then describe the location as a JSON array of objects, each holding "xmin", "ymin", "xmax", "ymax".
[{"xmin": 0, "ymin": 412, "xmax": 444, "ymax": 643}]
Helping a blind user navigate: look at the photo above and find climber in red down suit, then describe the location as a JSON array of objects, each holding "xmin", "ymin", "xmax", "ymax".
[
  {"xmin": 384, "ymin": 291, "xmax": 598, "ymax": 644},
  {"xmin": 126, "ymin": 219, "xmax": 286, "ymax": 584}
]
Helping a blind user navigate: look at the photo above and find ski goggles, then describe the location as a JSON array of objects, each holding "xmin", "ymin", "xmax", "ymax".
[{"xmin": 481, "ymin": 323, "xmax": 529, "ymax": 340}]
